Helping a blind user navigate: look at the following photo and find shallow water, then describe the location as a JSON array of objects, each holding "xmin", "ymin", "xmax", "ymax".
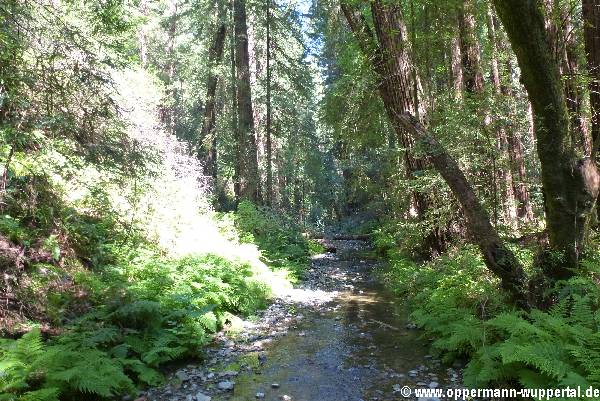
[{"xmin": 218, "ymin": 240, "xmax": 449, "ymax": 401}]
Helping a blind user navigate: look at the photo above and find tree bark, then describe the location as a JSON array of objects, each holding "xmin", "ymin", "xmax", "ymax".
[
  {"xmin": 458, "ymin": 0, "xmax": 484, "ymax": 94},
  {"xmin": 494, "ymin": 0, "xmax": 600, "ymax": 277},
  {"xmin": 160, "ymin": 0, "xmax": 179, "ymax": 134},
  {"xmin": 265, "ymin": 0, "xmax": 273, "ymax": 206},
  {"xmin": 199, "ymin": 4, "xmax": 227, "ymax": 180},
  {"xmin": 229, "ymin": 0, "xmax": 240, "ymax": 200},
  {"xmin": 505, "ymin": 57, "xmax": 535, "ymax": 222},
  {"xmin": 487, "ymin": 6, "xmax": 518, "ymax": 229},
  {"xmin": 584, "ymin": 0, "xmax": 600, "ymax": 157},
  {"xmin": 234, "ymin": 0, "xmax": 261, "ymax": 202},
  {"xmin": 341, "ymin": 0, "xmax": 529, "ymax": 305},
  {"xmin": 450, "ymin": 23, "xmax": 464, "ymax": 101},
  {"xmin": 583, "ymin": 0, "xmax": 600, "ymax": 225}
]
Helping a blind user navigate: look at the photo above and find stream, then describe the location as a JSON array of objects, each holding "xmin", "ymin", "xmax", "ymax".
[{"xmin": 143, "ymin": 239, "xmax": 461, "ymax": 401}]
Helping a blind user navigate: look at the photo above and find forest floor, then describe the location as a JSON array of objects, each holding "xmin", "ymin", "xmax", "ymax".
[{"xmin": 141, "ymin": 239, "xmax": 465, "ymax": 401}]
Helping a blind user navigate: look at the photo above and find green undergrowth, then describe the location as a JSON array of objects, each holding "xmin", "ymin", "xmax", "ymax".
[
  {"xmin": 375, "ymin": 229, "xmax": 600, "ymax": 397},
  {"xmin": 0, "ymin": 200, "xmax": 307, "ymax": 400},
  {"xmin": 0, "ymin": 71, "xmax": 311, "ymax": 400},
  {"xmin": 232, "ymin": 201, "xmax": 319, "ymax": 280}
]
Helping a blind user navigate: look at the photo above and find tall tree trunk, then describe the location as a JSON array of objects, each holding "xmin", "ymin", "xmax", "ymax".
[
  {"xmin": 161, "ymin": 0, "xmax": 178, "ymax": 134},
  {"xmin": 459, "ymin": 1, "xmax": 502, "ymax": 228},
  {"xmin": 342, "ymin": 0, "xmax": 529, "ymax": 306},
  {"xmin": 487, "ymin": 6, "xmax": 518, "ymax": 229},
  {"xmin": 229, "ymin": 0, "xmax": 240, "ymax": 200},
  {"xmin": 585, "ymin": 0, "xmax": 600, "ymax": 157},
  {"xmin": 248, "ymin": 13, "xmax": 264, "ymax": 166},
  {"xmin": 504, "ymin": 57, "xmax": 535, "ymax": 222},
  {"xmin": 199, "ymin": 4, "xmax": 227, "ymax": 180},
  {"xmin": 562, "ymin": 9, "xmax": 591, "ymax": 154},
  {"xmin": 583, "ymin": 0, "xmax": 600, "ymax": 224},
  {"xmin": 234, "ymin": 0, "xmax": 261, "ymax": 202},
  {"xmin": 368, "ymin": 0, "xmax": 444, "ymax": 254},
  {"xmin": 265, "ymin": 0, "xmax": 273, "ymax": 206},
  {"xmin": 494, "ymin": 0, "xmax": 600, "ymax": 277},
  {"xmin": 458, "ymin": 0, "xmax": 484, "ymax": 94},
  {"xmin": 450, "ymin": 23, "xmax": 464, "ymax": 101}
]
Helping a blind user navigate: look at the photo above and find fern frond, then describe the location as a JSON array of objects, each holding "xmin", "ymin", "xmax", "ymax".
[
  {"xmin": 498, "ymin": 341, "xmax": 571, "ymax": 380},
  {"xmin": 19, "ymin": 388, "xmax": 59, "ymax": 401}
]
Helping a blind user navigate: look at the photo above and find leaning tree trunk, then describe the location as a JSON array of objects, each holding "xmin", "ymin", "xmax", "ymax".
[
  {"xmin": 368, "ymin": 0, "xmax": 445, "ymax": 255},
  {"xmin": 494, "ymin": 0, "xmax": 600, "ymax": 278},
  {"xmin": 342, "ymin": 0, "xmax": 529, "ymax": 306},
  {"xmin": 234, "ymin": 0, "xmax": 261, "ymax": 202},
  {"xmin": 199, "ymin": 3, "xmax": 227, "ymax": 180}
]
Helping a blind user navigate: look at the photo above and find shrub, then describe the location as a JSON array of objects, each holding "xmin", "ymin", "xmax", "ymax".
[{"xmin": 232, "ymin": 201, "xmax": 312, "ymax": 278}]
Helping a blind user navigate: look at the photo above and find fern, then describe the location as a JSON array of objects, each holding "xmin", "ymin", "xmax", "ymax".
[
  {"xmin": 382, "ymin": 246, "xmax": 600, "ymax": 391},
  {"xmin": 0, "ymin": 328, "xmax": 46, "ymax": 396},
  {"xmin": 18, "ymin": 388, "xmax": 59, "ymax": 401},
  {"xmin": 35, "ymin": 346, "xmax": 135, "ymax": 398}
]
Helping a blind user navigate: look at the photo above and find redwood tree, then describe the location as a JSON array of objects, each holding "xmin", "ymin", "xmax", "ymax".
[
  {"xmin": 341, "ymin": 0, "xmax": 529, "ymax": 306},
  {"xmin": 233, "ymin": 0, "xmax": 261, "ymax": 202}
]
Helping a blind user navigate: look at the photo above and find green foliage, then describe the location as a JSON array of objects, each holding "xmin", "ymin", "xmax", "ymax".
[
  {"xmin": 233, "ymin": 201, "xmax": 312, "ymax": 278},
  {"xmin": 1, "ymin": 236, "xmax": 278, "ymax": 399},
  {"xmin": 382, "ymin": 246, "xmax": 600, "ymax": 394},
  {"xmin": 0, "ymin": 328, "xmax": 135, "ymax": 400}
]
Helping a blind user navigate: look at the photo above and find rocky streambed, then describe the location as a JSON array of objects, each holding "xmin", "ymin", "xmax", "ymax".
[{"xmin": 140, "ymin": 239, "xmax": 466, "ymax": 401}]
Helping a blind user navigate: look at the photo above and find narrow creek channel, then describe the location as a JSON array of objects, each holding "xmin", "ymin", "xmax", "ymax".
[
  {"xmin": 144, "ymin": 239, "xmax": 461, "ymax": 401},
  {"xmin": 220, "ymin": 239, "xmax": 454, "ymax": 401}
]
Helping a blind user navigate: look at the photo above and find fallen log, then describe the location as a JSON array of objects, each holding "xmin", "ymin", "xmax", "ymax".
[{"xmin": 304, "ymin": 233, "xmax": 372, "ymax": 241}]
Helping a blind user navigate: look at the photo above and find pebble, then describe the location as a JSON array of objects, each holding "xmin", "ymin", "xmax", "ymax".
[
  {"xmin": 217, "ymin": 381, "xmax": 234, "ymax": 391},
  {"xmin": 142, "ymin": 240, "xmax": 477, "ymax": 401},
  {"xmin": 196, "ymin": 393, "xmax": 211, "ymax": 401},
  {"xmin": 219, "ymin": 370, "xmax": 238, "ymax": 377},
  {"xmin": 175, "ymin": 371, "xmax": 189, "ymax": 382}
]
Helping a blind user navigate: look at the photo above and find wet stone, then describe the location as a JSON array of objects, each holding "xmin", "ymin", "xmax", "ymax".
[
  {"xmin": 195, "ymin": 392, "xmax": 211, "ymax": 401},
  {"xmin": 176, "ymin": 371, "xmax": 189, "ymax": 382},
  {"xmin": 143, "ymin": 239, "xmax": 475, "ymax": 401},
  {"xmin": 217, "ymin": 381, "xmax": 234, "ymax": 391}
]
